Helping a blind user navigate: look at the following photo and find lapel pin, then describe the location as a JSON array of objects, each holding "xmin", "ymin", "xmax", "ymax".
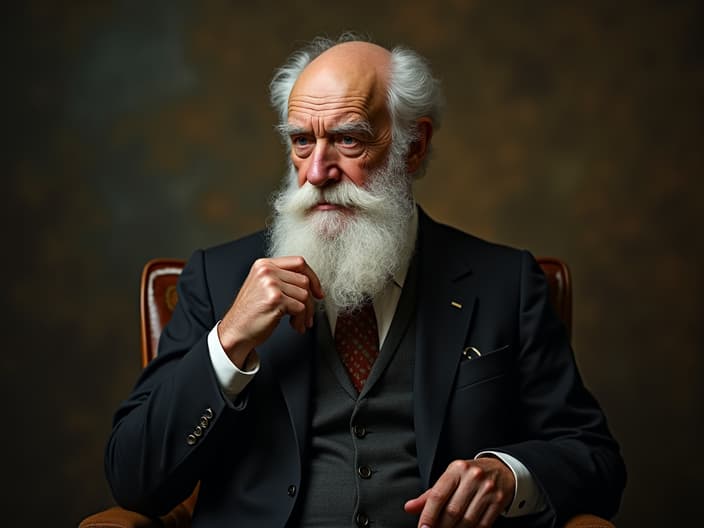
[
  {"xmin": 450, "ymin": 301, "xmax": 463, "ymax": 309},
  {"xmin": 462, "ymin": 346, "xmax": 482, "ymax": 360}
]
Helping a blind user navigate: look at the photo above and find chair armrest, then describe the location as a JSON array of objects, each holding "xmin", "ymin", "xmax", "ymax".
[
  {"xmin": 78, "ymin": 507, "xmax": 161, "ymax": 528},
  {"xmin": 564, "ymin": 514, "xmax": 615, "ymax": 528},
  {"xmin": 79, "ymin": 501, "xmax": 194, "ymax": 528},
  {"xmin": 80, "ymin": 483, "xmax": 198, "ymax": 527}
]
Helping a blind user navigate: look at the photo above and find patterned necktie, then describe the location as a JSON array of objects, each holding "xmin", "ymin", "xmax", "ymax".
[{"xmin": 334, "ymin": 302, "xmax": 380, "ymax": 392}]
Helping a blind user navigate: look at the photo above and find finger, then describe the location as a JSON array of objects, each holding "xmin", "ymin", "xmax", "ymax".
[
  {"xmin": 278, "ymin": 281, "xmax": 310, "ymax": 305},
  {"xmin": 460, "ymin": 476, "xmax": 503, "ymax": 528},
  {"xmin": 417, "ymin": 473, "xmax": 460, "ymax": 528},
  {"xmin": 280, "ymin": 295, "xmax": 307, "ymax": 334},
  {"xmin": 277, "ymin": 279, "xmax": 315, "ymax": 328},
  {"xmin": 438, "ymin": 478, "xmax": 476, "ymax": 528},
  {"xmin": 477, "ymin": 502, "xmax": 502, "ymax": 528},
  {"xmin": 272, "ymin": 256, "xmax": 324, "ymax": 299}
]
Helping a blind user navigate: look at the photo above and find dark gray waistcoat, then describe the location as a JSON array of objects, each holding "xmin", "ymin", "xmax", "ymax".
[{"xmin": 297, "ymin": 259, "xmax": 422, "ymax": 528}]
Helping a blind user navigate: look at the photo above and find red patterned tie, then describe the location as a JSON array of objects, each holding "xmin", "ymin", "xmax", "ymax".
[{"xmin": 334, "ymin": 302, "xmax": 380, "ymax": 392}]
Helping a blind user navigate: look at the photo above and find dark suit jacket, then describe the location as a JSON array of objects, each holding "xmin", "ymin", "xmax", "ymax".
[{"xmin": 105, "ymin": 210, "xmax": 626, "ymax": 527}]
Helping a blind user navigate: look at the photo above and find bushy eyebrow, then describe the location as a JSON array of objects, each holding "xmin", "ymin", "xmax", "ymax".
[{"xmin": 276, "ymin": 120, "xmax": 374, "ymax": 140}]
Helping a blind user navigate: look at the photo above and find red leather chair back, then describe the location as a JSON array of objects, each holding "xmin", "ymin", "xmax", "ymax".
[{"xmin": 140, "ymin": 258, "xmax": 186, "ymax": 367}]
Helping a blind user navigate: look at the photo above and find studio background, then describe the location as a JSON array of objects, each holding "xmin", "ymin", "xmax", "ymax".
[{"xmin": 4, "ymin": 1, "xmax": 702, "ymax": 526}]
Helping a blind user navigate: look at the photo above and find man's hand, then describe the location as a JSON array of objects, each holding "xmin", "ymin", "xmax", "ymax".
[
  {"xmin": 404, "ymin": 457, "xmax": 515, "ymax": 528},
  {"xmin": 217, "ymin": 256, "xmax": 323, "ymax": 368}
]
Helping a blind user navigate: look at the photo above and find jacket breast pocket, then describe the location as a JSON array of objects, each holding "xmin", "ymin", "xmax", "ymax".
[{"xmin": 454, "ymin": 345, "xmax": 513, "ymax": 390}]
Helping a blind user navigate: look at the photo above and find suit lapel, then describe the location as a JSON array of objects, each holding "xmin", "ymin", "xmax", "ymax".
[
  {"xmin": 260, "ymin": 320, "xmax": 315, "ymax": 463},
  {"xmin": 414, "ymin": 211, "xmax": 477, "ymax": 486}
]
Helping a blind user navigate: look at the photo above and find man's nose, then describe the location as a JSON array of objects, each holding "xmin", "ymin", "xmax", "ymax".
[{"xmin": 306, "ymin": 140, "xmax": 341, "ymax": 187}]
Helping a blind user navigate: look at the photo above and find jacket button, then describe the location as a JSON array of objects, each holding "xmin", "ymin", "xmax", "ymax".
[
  {"xmin": 358, "ymin": 465, "xmax": 372, "ymax": 479},
  {"xmin": 355, "ymin": 512, "xmax": 370, "ymax": 527},
  {"xmin": 204, "ymin": 408, "xmax": 214, "ymax": 419},
  {"xmin": 287, "ymin": 484, "xmax": 297, "ymax": 497},
  {"xmin": 194, "ymin": 425, "xmax": 203, "ymax": 437},
  {"xmin": 186, "ymin": 434, "xmax": 197, "ymax": 446},
  {"xmin": 352, "ymin": 424, "xmax": 367, "ymax": 438},
  {"xmin": 199, "ymin": 416, "xmax": 209, "ymax": 428}
]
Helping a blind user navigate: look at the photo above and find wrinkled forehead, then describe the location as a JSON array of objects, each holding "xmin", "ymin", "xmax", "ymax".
[{"xmin": 288, "ymin": 42, "xmax": 391, "ymax": 125}]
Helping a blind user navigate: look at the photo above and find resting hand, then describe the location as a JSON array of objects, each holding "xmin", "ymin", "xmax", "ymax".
[
  {"xmin": 404, "ymin": 458, "xmax": 515, "ymax": 528},
  {"xmin": 218, "ymin": 256, "xmax": 323, "ymax": 367}
]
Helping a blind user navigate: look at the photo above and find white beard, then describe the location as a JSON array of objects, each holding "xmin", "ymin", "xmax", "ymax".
[{"xmin": 267, "ymin": 153, "xmax": 416, "ymax": 311}]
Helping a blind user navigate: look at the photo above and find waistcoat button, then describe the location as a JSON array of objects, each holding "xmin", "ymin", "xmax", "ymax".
[
  {"xmin": 355, "ymin": 512, "xmax": 370, "ymax": 527},
  {"xmin": 358, "ymin": 465, "xmax": 372, "ymax": 479},
  {"xmin": 352, "ymin": 424, "xmax": 367, "ymax": 438}
]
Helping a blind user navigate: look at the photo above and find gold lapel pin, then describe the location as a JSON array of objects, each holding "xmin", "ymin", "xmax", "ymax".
[{"xmin": 450, "ymin": 301, "xmax": 462, "ymax": 309}]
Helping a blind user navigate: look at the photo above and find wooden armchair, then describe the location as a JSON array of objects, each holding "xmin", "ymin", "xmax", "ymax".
[{"xmin": 80, "ymin": 257, "xmax": 614, "ymax": 528}]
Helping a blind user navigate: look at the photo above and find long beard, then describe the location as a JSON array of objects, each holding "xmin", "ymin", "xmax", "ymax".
[{"xmin": 267, "ymin": 154, "xmax": 416, "ymax": 311}]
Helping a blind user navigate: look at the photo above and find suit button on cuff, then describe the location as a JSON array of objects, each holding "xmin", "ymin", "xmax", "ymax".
[
  {"xmin": 186, "ymin": 434, "xmax": 197, "ymax": 446},
  {"xmin": 287, "ymin": 485, "xmax": 297, "ymax": 497},
  {"xmin": 194, "ymin": 425, "xmax": 203, "ymax": 437},
  {"xmin": 358, "ymin": 465, "xmax": 372, "ymax": 479},
  {"xmin": 204, "ymin": 408, "xmax": 214, "ymax": 419},
  {"xmin": 199, "ymin": 416, "xmax": 209, "ymax": 428}
]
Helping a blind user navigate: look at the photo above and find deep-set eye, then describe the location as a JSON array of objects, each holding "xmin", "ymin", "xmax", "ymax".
[
  {"xmin": 335, "ymin": 134, "xmax": 364, "ymax": 156},
  {"xmin": 292, "ymin": 136, "xmax": 311, "ymax": 146},
  {"xmin": 291, "ymin": 135, "xmax": 314, "ymax": 157}
]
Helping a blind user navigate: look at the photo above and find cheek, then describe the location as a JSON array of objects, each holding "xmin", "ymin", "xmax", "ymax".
[
  {"xmin": 291, "ymin": 156, "xmax": 307, "ymax": 187},
  {"xmin": 341, "ymin": 161, "xmax": 370, "ymax": 187}
]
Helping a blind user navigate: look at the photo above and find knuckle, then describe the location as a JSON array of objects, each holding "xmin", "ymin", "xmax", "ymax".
[
  {"xmin": 463, "ymin": 511, "xmax": 479, "ymax": 525},
  {"xmin": 444, "ymin": 505, "xmax": 462, "ymax": 520},
  {"xmin": 494, "ymin": 490, "xmax": 505, "ymax": 504},
  {"xmin": 254, "ymin": 262, "xmax": 271, "ymax": 277},
  {"xmin": 450, "ymin": 459, "xmax": 469, "ymax": 472},
  {"xmin": 266, "ymin": 289, "xmax": 283, "ymax": 305},
  {"xmin": 428, "ymin": 489, "xmax": 445, "ymax": 502},
  {"xmin": 469, "ymin": 465, "xmax": 484, "ymax": 479},
  {"xmin": 262, "ymin": 276, "xmax": 277, "ymax": 288}
]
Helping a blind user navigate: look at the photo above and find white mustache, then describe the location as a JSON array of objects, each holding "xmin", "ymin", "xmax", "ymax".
[{"xmin": 274, "ymin": 181, "xmax": 386, "ymax": 217}]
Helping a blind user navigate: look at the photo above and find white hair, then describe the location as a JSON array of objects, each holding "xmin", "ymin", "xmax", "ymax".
[{"xmin": 269, "ymin": 33, "xmax": 444, "ymax": 178}]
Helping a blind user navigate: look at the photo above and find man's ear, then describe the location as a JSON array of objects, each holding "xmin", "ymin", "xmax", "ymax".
[{"xmin": 406, "ymin": 118, "xmax": 434, "ymax": 174}]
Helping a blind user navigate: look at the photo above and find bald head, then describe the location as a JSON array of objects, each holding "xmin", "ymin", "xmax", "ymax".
[{"xmin": 289, "ymin": 41, "xmax": 391, "ymax": 113}]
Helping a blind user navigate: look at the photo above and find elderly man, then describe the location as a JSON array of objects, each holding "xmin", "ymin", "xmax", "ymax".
[{"xmin": 105, "ymin": 35, "xmax": 625, "ymax": 528}]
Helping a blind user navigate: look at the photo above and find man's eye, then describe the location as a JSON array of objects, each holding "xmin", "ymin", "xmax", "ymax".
[
  {"xmin": 339, "ymin": 135, "xmax": 359, "ymax": 146},
  {"xmin": 292, "ymin": 136, "xmax": 310, "ymax": 146}
]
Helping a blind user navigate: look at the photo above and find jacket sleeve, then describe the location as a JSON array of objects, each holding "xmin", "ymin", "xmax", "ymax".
[
  {"xmin": 104, "ymin": 249, "xmax": 246, "ymax": 516},
  {"xmin": 497, "ymin": 251, "xmax": 626, "ymax": 526}
]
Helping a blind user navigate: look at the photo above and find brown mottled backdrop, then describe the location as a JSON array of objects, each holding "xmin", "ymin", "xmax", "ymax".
[{"xmin": 4, "ymin": 1, "xmax": 702, "ymax": 526}]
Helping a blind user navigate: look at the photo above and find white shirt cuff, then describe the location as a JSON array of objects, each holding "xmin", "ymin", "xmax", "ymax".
[
  {"xmin": 475, "ymin": 451, "xmax": 546, "ymax": 517},
  {"xmin": 207, "ymin": 322, "xmax": 259, "ymax": 401}
]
